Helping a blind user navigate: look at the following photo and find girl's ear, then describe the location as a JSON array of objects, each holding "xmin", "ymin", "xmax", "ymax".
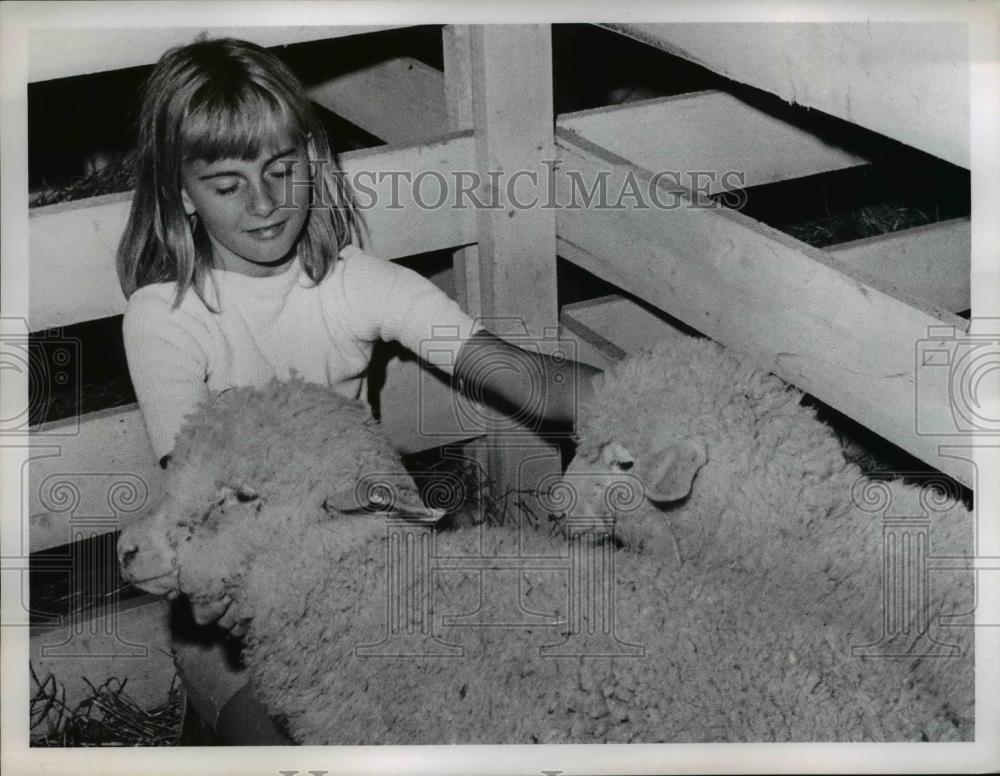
[{"xmin": 181, "ymin": 187, "xmax": 196, "ymax": 217}]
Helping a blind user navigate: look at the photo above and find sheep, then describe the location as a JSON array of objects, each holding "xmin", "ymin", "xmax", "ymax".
[
  {"xmin": 559, "ymin": 334, "xmax": 974, "ymax": 728},
  {"xmin": 117, "ymin": 353, "xmax": 974, "ymax": 744}
]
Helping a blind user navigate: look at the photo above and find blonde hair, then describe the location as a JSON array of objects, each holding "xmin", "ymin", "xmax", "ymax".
[{"xmin": 117, "ymin": 37, "xmax": 360, "ymax": 308}]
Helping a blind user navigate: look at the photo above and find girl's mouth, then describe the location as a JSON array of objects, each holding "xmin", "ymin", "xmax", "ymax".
[{"xmin": 247, "ymin": 220, "xmax": 288, "ymax": 240}]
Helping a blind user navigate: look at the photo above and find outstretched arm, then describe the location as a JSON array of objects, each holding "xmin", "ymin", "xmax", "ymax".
[
  {"xmin": 452, "ymin": 328, "xmax": 604, "ymax": 433},
  {"xmin": 337, "ymin": 248, "xmax": 604, "ymax": 431}
]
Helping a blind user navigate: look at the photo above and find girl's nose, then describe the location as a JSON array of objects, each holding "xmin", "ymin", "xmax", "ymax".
[{"xmin": 248, "ymin": 178, "xmax": 277, "ymax": 217}]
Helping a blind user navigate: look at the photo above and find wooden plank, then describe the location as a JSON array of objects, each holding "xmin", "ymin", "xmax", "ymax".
[
  {"xmin": 28, "ymin": 26, "xmax": 403, "ymax": 83},
  {"xmin": 29, "ymin": 597, "xmax": 176, "ymax": 713},
  {"xmin": 468, "ymin": 25, "xmax": 559, "ymax": 338},
  {"xmin": 443, "ymin": 26, "xmax": 475, "ymax": 133},
  {"xmin": 28, "ymin": 407, "xmax": 164, "ymax": 554},
  {"xmin": 29, "ymin": 192, "xmax": 132, "ymax": 332},
  {"xmin": 442, "ymin": 24, "xmax": 479, "ymax": 314},
  {"xmin": 605, "ymin": 23, "xmax": 969, "ymax": 168},
  {"xmin": 28, "ymin": 134, "xmax": 477, "ymax": 331},
  {"xmin": 307, "ymin": 56, "xmax": 447, "ymax": 146},
  {"xmin": 558, "ymin": 315, "xmax": 626, "ymax": 371},
  {"xmin": 343, "ymin": 132, "xmax": 476, "ymax": 259},
  {"xmin": 558, "ymin": 90, "xmax": 870, "ymax": 193},
  {"xmin": 827, "ymin": 218, "xmax": 970, "ymax": 314},
  {"xmin": 441, "ymin": 24, "xmax": 491, "ymax": 482},
  {"xmin": 554, "ymin": 127, "xmax": 973, "ymax": 488},
  {"xmin": 561, "ymin": 294, "xmax": 690, "ymax": 366},
  {"xmin": 465, "ymin": 25, "xmax": 563, "ymax": 507}
]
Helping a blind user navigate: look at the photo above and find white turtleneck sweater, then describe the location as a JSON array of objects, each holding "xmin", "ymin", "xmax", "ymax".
[{"xmin": 123, "ymin": 245, "xmax": 478, "ymax": 461}]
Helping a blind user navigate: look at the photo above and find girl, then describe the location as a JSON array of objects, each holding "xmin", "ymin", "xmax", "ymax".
[{"xmin": 116, "ymin": 37, "xmax": 599, "ymax": 744}]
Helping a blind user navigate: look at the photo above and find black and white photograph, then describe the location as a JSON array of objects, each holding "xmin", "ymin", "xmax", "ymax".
[{"xmin": 1, "ymin": 2, "xmax": 998, "ymax": 774}]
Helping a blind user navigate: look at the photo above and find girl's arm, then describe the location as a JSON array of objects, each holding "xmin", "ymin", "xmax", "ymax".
[
  {"xmin": 338, "ymin": 248, "xmax": 603, "ymax": 432},
  {"xmin": 122, "ymin": 291, "xmax": 211, "ymax": 463},
  {"xmin": 453, "ymin": 328, "xmax": 603, "ymax": 433}
]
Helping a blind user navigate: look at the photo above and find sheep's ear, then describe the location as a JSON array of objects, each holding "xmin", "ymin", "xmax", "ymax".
[
  {"xmin": 324, "ymin": 483, "xmax": 445, "ymax": 522},
  {"xmin": 324, "ymin": 485, "xmax": 369, "ymax": 515},
  {"xmin": 388, "ymin": 487, "xmax": 447, "ymax": 522},
  {"xmin": 644, "ymin": 439, "xmax": 707, "ymax": 503}
]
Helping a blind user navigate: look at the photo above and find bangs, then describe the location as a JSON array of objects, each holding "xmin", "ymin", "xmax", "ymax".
[{"xmin": 181, "ymin": 80, "xmax": 305, "ymax": 163}]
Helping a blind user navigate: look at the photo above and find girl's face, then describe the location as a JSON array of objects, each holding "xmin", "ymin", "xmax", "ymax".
[{"xmin": 180, "ymin": 132, "xmax": 311, "ymax": 277}]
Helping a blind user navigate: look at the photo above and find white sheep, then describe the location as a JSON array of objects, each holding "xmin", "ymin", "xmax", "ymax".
[
  {"xmin": 559, "ymin": 334, "xmax": 974, "ymax": 728},
  {"xmin": 118, "ymin": 348, "xmax": 974, "ymax": 744}
]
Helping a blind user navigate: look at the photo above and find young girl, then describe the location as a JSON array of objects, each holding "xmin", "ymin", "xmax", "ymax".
[{"xmin": 117, "ymin": 37, "xmax": 598, "ymax": 744}]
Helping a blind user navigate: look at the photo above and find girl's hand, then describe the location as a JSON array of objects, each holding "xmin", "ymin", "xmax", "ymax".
[{"xmin": 454, "ymin": 329, "xmax": 604, "ymax": 432}]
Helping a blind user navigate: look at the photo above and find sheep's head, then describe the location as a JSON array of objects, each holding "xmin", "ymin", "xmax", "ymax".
[
  {"xmin": 118, "ymin": 379, "xmax": 441, "ymax": 617},
  {"xmin": 555, "ymin": 336, "xmax": 848, "ymax": 561}
]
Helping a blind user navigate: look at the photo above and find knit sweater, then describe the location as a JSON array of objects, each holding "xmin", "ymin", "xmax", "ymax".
[{"xmin": 123, "ymin": 245, "xmax": 478, "ymax": 461}]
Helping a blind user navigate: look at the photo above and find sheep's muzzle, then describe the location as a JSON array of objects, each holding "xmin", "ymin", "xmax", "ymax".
[{"xmin": 117, "ymin": 508, "xmax": 181, "ymax": 595}]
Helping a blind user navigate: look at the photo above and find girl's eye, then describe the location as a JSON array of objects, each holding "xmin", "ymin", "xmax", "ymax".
[
  {"xmin": 215, "ymin": 179, "xmax": 240, "ymax": 196},
  {"xmin": 268, "ymin": 162, "xmax": 296, "ymax": 179},
  {"xmin": 209, "ymin": 176, "xmax": 241, "ymax": 195}
]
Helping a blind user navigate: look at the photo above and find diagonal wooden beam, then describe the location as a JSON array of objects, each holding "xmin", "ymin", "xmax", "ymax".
[
  {"xmin": 307, "ymin": 56, "xmax": 447, "ymax": 146},
  {"xmin": 828, "ymin": 218, "xmax": 970, "ymax": 314},
  {"xmin": 558, "ymin": 89, "xmax": 870, "ymax": 193}
]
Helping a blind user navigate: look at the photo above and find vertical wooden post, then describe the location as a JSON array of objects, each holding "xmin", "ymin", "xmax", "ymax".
[
  {"xmin": 443, "ymin": 23, "xmax": 562, "ymax": 528},
  {"xmin": 442, "ymin": 24, "xmax": 479, "ymax": 314},
  {"xmin": 468, "ymin": 25, "xmax": 558, "ymax": 337}
]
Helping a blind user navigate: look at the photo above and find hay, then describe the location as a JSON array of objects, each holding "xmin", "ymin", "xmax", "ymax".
[
  {"xmin": 409, "ymin": 443, "xmax": 570, "ymax": 537},
  {"xmin": 784, "ymin": 201, "xmax": 931, "ymax": 248},
  {"xmin": 30, "ymin": 663, "xmax": 184, "ymax": 747},
  {"xmin": 30, "ymin": 152, "xmax": 137, "ymax": 209}
]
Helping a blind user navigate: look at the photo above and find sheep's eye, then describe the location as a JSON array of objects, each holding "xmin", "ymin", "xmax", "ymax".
[
  {"xmin": 235, "ymin": 489, "xmax": 258, "ymax": 503},
  {"xmin": 616, "ymin": 460, "xmax": 634, "ymax": 471}
]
